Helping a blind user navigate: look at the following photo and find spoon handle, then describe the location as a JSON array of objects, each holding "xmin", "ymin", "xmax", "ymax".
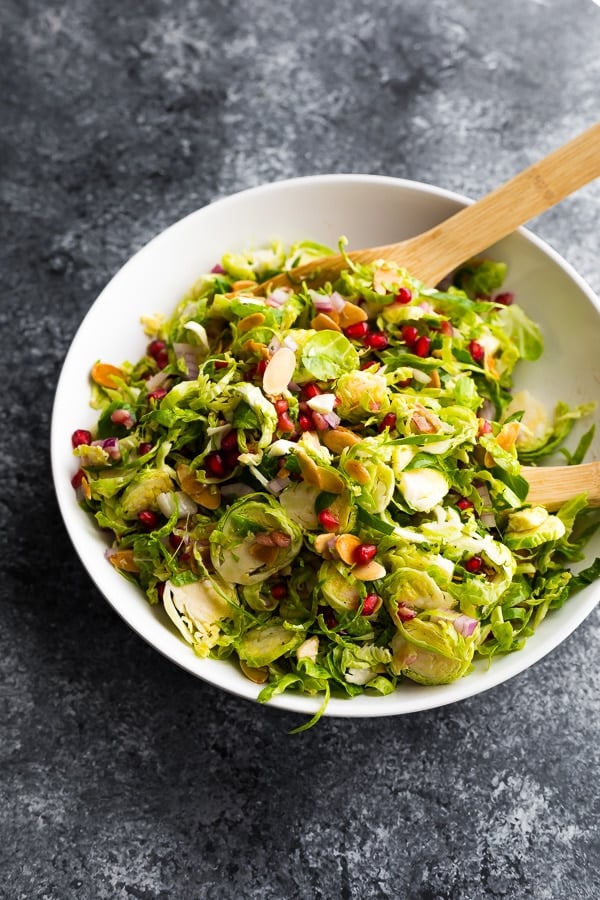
[
  {"xmin": 523, "ymin": 461, "xmax": 600, "ymax": 511},
  {"xmin": 384, "ymin": 121, "xmax": 600, "ymax": 286}
]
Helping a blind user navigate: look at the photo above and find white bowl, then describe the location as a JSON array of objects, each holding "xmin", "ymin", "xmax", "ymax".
[{"xmin": 51, "ymin": 174, "xmax": 600, "ymax": 718}]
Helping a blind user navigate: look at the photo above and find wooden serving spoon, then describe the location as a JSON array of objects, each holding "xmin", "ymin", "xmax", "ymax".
[
  {"xmin": 260, "ymin": 121, "xmax": 600, "ymax": 292},
  {"xmin": 522, "ymin": 461, "xmax": 600, "ymax": 511}
]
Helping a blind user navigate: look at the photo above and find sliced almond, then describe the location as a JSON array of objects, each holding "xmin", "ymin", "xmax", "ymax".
[
  {"xmin": 237, "ymin": 312, "xmax": 266, "ymax": 333},
  {"xmin": 91, "ymin": 362, "xmax": 124, "ymax": 388},
  {"xmin": 249, "ymin": 543, "xmax": 279, "ymax": 566},
  {"xmin": 338, "ymin": 301, "xmax": 368, "ymax": 329},
  {"xmin": 240, "ymin": 660, "xmax": 269, "ymax": 684},
  {"xmin": 231, "ymin": 280, "xmax": 258, "ymax": 292},
  {"xmin": 334, "ymin": 533, "xmax": 362, "ymax": 565},
  {"xmin": 322, "ymin": 427, "xmax": 362, "ymax": 453},
  {"xmin": 108, "ymin": 550, "xmax": 140, "ymax": 573},
  {"xmin": 81, "ymin": 475, "xmax": 91, "ymax": 501},
  {"xmin": 176, "ymin": 463, "xmax": 221, "ymax": 509},
  {"xmin": 315, "ymin": 466, "xmax": 345, "ymax": 494},
  {"xmin": 295, "ymin": 448, "xmax": 321, "ymax": 486},
  {"xmin": 244, "ymin": 339, "xmax": 271, "ymax": 359},
  {"xmin": 262, "ymin": 346, "xmax": 296, "ymax": 396},
  {"xmin": 428, "ymin": 369, "xmax": 441, "ymax": 389},
  {"xmin": 353, "ymin": 560, "xmax": 387, "ymax": 581},
  {"xmin": 373, "ymin": 267, "xmax": 401, "ymax": 295},
  {"xmin": 311, "ymin": 312, "xmax": 342, "ymax": 333},
  {"xmin": 343, "ymin": 458, "xmax": 370, "ymax": 486},
  {"xmin": 484, "ymin": 420, "xmax": 520, "ymax": 468},
  {"xmin": 314, "ymin": 533, "xmax": 337, "ymax": 558}
]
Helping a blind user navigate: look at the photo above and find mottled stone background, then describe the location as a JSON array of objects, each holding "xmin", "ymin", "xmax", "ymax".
[{"xmin": 1, "ymin": 1, "xmax": 599, "ymax": 898}]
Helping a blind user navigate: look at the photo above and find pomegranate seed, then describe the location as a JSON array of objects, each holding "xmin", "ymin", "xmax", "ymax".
[
  {"xmin": 457, "ymin": 498, "xmax": 474, "ymax": 511},
  {"xmin": 138, "ymin": 442, "xmax": 153, "ymax": 455},
  {"xmin": 298, "ymin": 413, "xmax": 314, "ymax": 432},
  {"xmin": 138, "ymin": 509, "xmax": 160, "ymax": 530},
  {"xmin": 439, "ymin": 320, "xmax": 453, "ymax": 336},
  {"xmin": 344, "ymin": 321, "xmax": 369, "ymax": 340},
  {"xmin": 361, "ymin": 360, "xmax": 380, "ymax": 371},
  {"xmin": 210, "ymin": 263, "xmax": 225, "ymax": 274},
  {"xmin": 214, "ymin": 360, "xmax": 228, "ymax": 369},
  {"xmin": 277, "ymin": 411, "xmax": 295, "ymax": 433},
  {"xmin": 469, "ymin": 340, "xmax": 485, "ymax": 364},
  {"xmin": 147, "ymin": 388, "xmax": 168, "ymax": 402},
  {"xmin": 221, "ymin": 429, "xmax": 239, "ymax": 451},
  {"xmin": 71, "ymin": 468, "xmax": 85, "ymax": 489},
  {"xmin": 155, "ymin": 349, "xmax": 169, "ymax": 369},
  {"xmin": 494, "ymin": 291, "xmax": 514, "ymax": 306},
  {"xmin": 271, "ymin": 583, "xmax": 288, "ymax": 600},
  {"xmin": 352, "ymin": 543, "xmax": 377, "ymax": 566},
  {"xmin": 321, "ymin": 607, "xmax": 338, "ymax": 629},
  {"xmin": 274, "ymin": 398, "xmax": 289, "ymax": 415},
  {"xmin": 464, "ymin": 555, "xmax": 483, "ymax": 573},
  {"xmin": 225, "ymin": 449, "xmax": 240, "ymax": 469},
  {"xmin": 71, "ymin": 429, "xmax": 92, "ymax": 448},
  {"xmin": 148, "ymin": 339, "xmax": 166, "ymax": 359},
  {"xmin": 378, "ymin": 413, "xmax": 397, "ymax": 433},
  {"xmin": 205, "ymin": 451, "xmax": 226, "ymax": 477},
  {"xmin": 478, "ymin": 419, "xmax": 493, "ymax": 436},
  {"xmin": 413, "ymin": 335, "xmax": 432, "ymax": 357},
  {"xmin": 402, "ymin": 325, "xmax": 419, "ymax": 346},
  {"xmin": 311, "ymin": 412, "xmax": 329, "ymax": 431},
  {"xmin": 254, "ymin": 359, "xmax": 268, "ymax": 378},
  {"xmin": 302, "ymin": 383, "xmax": 322, "ymax": 399},
  {"xmin": 157, "ymin": 582, "xmax": 165, "ymax": 600},
  {"xmin": 394, "ymin": 287, "xmax": 412, "ymax": 305},
  {"xmin": 363, "ymin": 332, "xmax": 389, "ymax": 351},
  {"xmin": 397, "ymin": 603, "xmax": 417, "ymax": 622},
  {"xmin": 318, "ymin": 509, "xmax": 339, "ymax": 532},
  {"xmin": 169, "ymin": 533, "xmax": 185, "ymax": 551},
  {"xmin": 362, "ymin": 593, "xmax": 381, "ymax": 616}
]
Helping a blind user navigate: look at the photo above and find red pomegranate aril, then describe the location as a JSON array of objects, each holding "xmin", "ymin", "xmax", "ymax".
[
  {"xmin": 394, "ymin": 287, "xmax": 412, "ymax": 305},
  {"xmin": 469, "ymin": 340, "xmax": 485, "ymax": 364},
  {"xmin": 298, "ymin": 413, "xmax": 314, "ymax": 432},
  {"xmin": 302, "ymin": 383, "xmax": 322, "ymax": 399},
  {"xmin": 169, "ymin": 533, "xmax": 185, "ymax": 551},
  {"xmin": 221, "ymin": 429, "xmax": 239, "ymax": 451},
  {"xmin": 464, "ymin": 555, "xmax": 483, "ymax": 573},
  {"xmin": 439, "ymin": 320, "xmax": 453, "ymax": 336},
  {"xmin": 214, "ymin": 360, "xmax": 228, "ymax": 369},
  {"xmin": 274, "ymin": 398, "xmax": 289, "ymax": 415},
  {"xmin": 397, "ymin": 604, "xmax": 417, "ymax": 622},
  {"xmin": 71, "ymin": 429, "xmax": 92, "ymax": 448},
  {"xmin": 138, "ymin": 509, "xmax": 160, "ymax": 530},
  {"xmin": 361, "ymin": 360, "xmax": 380, "ymax": 371},
  {"xmin": 205, "ymin": 451, "xmax": 226, "ymax": 477},
  {"xmin": 401, "ymin": 325, "xmax": 418, "ymax": 346},
  {"xmin": 318, "ymin": 509, "xmax": 339, "ymax": 532},
  {"xmin": 148, "ymin": 339, "xmax": 166, "ymax": 359},
  {"xmin": 155, "ymin": 349, "xmax": 169, "ymax": 370},
  {"xmin": 277, "ymin": 411, "xmax": 295, "ymax": 433},
  {"xmin": 71, "ymin": 468, "xmax": 85, "ymax": 489},
  {"xmin": 353, "ymin": 543, "xmax": 377, "ymax": 566},
  {"xmin": 414, "ymin": 335, "xmax": 432, "ymax": 357},
  {"xmin": 138, "ymin": 442, "xmax": 153, "ymax": 456},
  {"xmin": 148, "ymin": 388, "xmax": 168, "ymax": 402},
  {"xmin": 478, "ymin": 419, "xmax": 493, "ymax": 436},
  {"xmin": 255, "ymin": 359, "xmax": 268, "ymax": 378},
  {"xmin": 271, "ymin": 583, "xmax": 288, "ymax": 600},
  {"xmin": 225, "ymin": 449, "xmax": 240, "ymax": 469},
  {"xmin": 494, "ymin": 291, "xmax": 514, "ymax": 306},
  {"xmin": 457, "ymin": 497, "xmax": 474, "ymax": 511},
  {"xmin": 378, "ymin": 412, "xmax": 397, "ymax": 433},
  {"xmin": 344, "ymin": 321, "xmax": 369, "ymax": 340},
  {"xmin": 362, "ymin": 593, "xmax": 381, "ymax": 616},
  {"xmin": 363, "ymin": 331, "xmax": 388, "ymax": 351}
]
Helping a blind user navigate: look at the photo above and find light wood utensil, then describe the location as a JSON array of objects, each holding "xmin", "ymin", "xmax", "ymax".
[
  {"xmin": 260, "ymin": 121, "xmax": 600, "ymax": 292},
  {"xmin": 522, "ymin": 462, "xmax": 600, "ymax": 510}
]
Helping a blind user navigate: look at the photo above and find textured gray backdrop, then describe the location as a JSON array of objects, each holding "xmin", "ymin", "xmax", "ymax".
[{"xmin": 1, "ymin": 1, "xmax": 599, "ymax": 898}]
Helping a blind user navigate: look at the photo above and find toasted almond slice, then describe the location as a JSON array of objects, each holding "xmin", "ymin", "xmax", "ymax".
[
  {"xmin": 484, "ymin": 420, "xmax": 521, "ymax": 468},
  {"xmin": 108, "ymin": 550, "xmax": 140, "ymax": 573},
  {"xmin": 335, "ymin": 533, "xmax": 362, "ymax": 565},
  {"xmin": 176, "ymin": 463, "xmax": 221, "ymax": 509},
  {"xmin": 322, "ymin": 428, "xmax": 362, "ymax": 453},
  {"xmin": 240, "ymin": 660, "xmax": 269, "ymax": 684},
  {"xmin": 91, "ymin": 362, "xmax": 124, "ymax": 388},
  {"xmin": 353, "ymin": 560, "xmax": 387, "ymax": 581},
  {"xmin": 232, "ymin": 280, "xmax": 258, "ymax": 292},
  {"xmin": 249, "ymin": 543, "xmax": 279, "ymax": 566},
  {"xmin": 296, "ymin": 448, "xmax": 321, "ymax": 487},
  {"xmin": 238, "ymin": 312, "xmax": 266, "ymax": 333},
  {"xmin": 316, "ymin": 466, "xmax": 345, "ymax": 494},
  {"xmin": 244, "ymin": 339, "xmax": 271, "ymax": 359},
  {"xmin": 343, "ymin": 458, "xmax": 370, "ymax": 486},
  {"xmin": 311, "ymin": 312, "xmax": 342, "ymax": 333},
  {"xmin": 428, "ymin": 369, "xmax": 441, "ymax": 389},
  {"xmin": 81, "ymin": 475, "xmax": 91, "ymax": 501},
  {"xmin": 314, "ymin": 533, "xmax": 337, "ymax": 558},
  {"xmin": 262, "ymin": 346, "xmax": 296, "ymax": 396},
  {"xmin": 338, "ymin": 301, "xmax": 368, "ymax": 329},
  {"xmin": 373, "ymin": 267, "xmax": 401, "ymax": 294}
]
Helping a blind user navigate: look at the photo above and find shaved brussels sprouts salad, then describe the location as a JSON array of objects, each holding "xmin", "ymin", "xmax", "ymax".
[{"xmin": 70, "ymin": 239, "xmax": 599, "ymax": 726}]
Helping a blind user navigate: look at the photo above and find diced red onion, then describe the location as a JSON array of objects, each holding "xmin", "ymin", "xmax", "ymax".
[
  {"xmin": 211, "ymin": 263, "xmax": 225, "ymax": 274},
  {"xmin": 329, "ymin": 291, "xmax": 347, "ymax": 313},
  {"xmin": 101, "ymin": 437, "xmax": 121, "ymax": 460},
  {"xmin": 452, "ymin": 614, "xmax": 478, "ymax": 637},
  {"xmin": 220, "ymin": 482, "xmax": 254, "ymax": 498},
  {"xmin": 267, "ymin": 475, "xmax": 291, "ymax": 495},
  {"xmin": 173, "ymin": 343, "xmax": 200, "ymax": 380},
  {"xmin": 145, "ymin": 370, "xmax": 170, "ymax": 392},
  {"xmin": 266, "ymin": 288, "xmax": 289, "ymax": 307},
  {"xmin": 323, "ymin": 411, "xmax": 341, "ymax": 429}
]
